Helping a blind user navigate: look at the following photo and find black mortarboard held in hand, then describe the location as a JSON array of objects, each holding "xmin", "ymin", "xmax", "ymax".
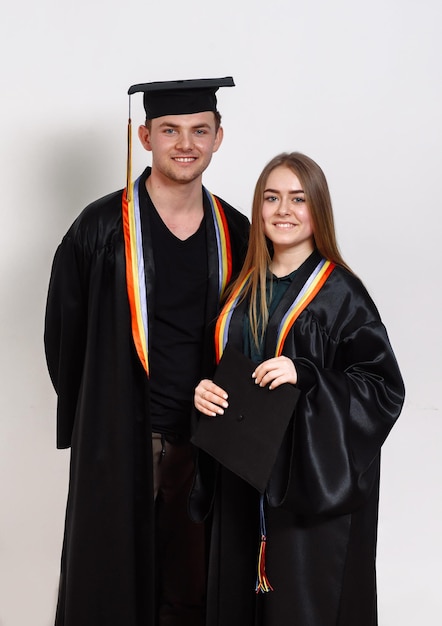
[
  {"xmin": 125, "ymin": 77, "xmax": 235, "ymax": 199},
  {"xmin": 191, "ymin": 343, "xmax": 300, "ymax": 493}
]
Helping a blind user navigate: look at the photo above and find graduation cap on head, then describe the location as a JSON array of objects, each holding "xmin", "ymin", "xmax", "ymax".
[
  {"xmin": 128, "ymin": 76, "xmax": 235, "ymax": 119},
  {"xmin": 125, "ymin": 76, "xmax": 235, "ymax": 199},
  {"xmin": 191, "ymin": 344, "xmax": 300, "ymax": 493}
]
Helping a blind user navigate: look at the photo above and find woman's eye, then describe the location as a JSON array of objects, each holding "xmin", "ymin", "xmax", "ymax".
[
  {"xmin": 293, "ymin": 196, "xmax": 305, "ymax": 203},
  {"xmin": 264, "ymin": 195, "xmax": 278, "ymax": 202}
]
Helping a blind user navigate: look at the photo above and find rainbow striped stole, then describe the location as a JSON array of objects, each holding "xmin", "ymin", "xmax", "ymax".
[
  {"xmin": 204, "ymin": 189, "xmax": 233, "ymax": 299},
  {"xmin": 122, "ymin": 178, "xmax": 233, "ymax": 377},
  {"xmin": 275, "ymin": 258, "xmax": 335, "ymax": 356},
  {"xmin": 215, "ymin": 269, "xmax": 253, "ymax": 364},
  {"xmin": 122, "ymin": 178, "xmax": 149, "ymax": 374},
  {"xmin": 214, "ymin": 258, "xmax": 335, "ymax": 363}
]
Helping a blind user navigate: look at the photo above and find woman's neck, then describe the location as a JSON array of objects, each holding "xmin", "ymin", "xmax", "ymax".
[{"xmin": 270, "ymin": 242, "xmax": 315, "ymax": 277}]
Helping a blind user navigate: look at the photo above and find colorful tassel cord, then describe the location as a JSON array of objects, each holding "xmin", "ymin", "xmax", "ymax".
[{"xmin": 255, "ymin": 494, "xmax": 273, "ymax": 593}]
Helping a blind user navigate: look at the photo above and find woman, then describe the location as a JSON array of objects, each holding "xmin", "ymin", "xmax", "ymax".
[{"xmin": 192, "ymin": 152, "xmax": 405, "ymax": 626}]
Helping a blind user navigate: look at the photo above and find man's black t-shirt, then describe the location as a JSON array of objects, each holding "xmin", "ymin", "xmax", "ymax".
[{"xmin": 143, "ymin": 191, "xmax": 208, "ymax": 437}]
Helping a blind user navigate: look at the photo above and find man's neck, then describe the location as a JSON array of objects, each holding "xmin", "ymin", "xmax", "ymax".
[
  {"xmin": 145, "ymin": 169, "xmax": 205, "ymax": 240},
  {"xmin": 146, "ymin": 168, "xmax": 204, "ymax": 214}
]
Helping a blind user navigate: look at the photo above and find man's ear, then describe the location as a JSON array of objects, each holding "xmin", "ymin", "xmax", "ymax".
[
  {"xmin": 213, "ymin": 125, "xmax": 224, "ymax": 154},
  {"xmin": 138, "ymin": 125, "xmax": 152, "ymax": 152}
]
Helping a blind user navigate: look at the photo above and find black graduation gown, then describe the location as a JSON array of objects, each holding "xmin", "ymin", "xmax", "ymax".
[
  {"xmin": 191, "ymin": 250, "xmax": 405, "ymax": 626},
  {"xmin": 44, "ymin": 167, "xmax": 250, "ymax": 626}
]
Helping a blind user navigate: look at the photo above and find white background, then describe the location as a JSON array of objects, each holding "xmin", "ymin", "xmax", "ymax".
[{"xmin": 0, "ymin": 1, "xmax": 441, "ymax": 624}]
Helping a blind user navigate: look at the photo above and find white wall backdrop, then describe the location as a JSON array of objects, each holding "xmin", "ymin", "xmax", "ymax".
[{"xmin": 1, "ymin": 1, "xmax": 441, "ymax": 624}]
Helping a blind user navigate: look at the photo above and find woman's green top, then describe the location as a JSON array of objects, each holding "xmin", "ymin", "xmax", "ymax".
[{"xmin": 243, "ymin": 269, "xmax": 297, "ymax": 363}]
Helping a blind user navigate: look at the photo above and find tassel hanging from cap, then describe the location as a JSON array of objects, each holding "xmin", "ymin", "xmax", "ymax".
[
  {"xmin": 126, "ymin": 95, "xmax": 133, "ymax": 203},
  {"xmin": 255, "ymin": 493, "xmax": 273, "ymax": 594}
]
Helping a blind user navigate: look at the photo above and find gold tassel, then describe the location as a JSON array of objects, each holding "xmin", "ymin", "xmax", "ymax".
[{"xmin": 126, "ymin": 95, "xmax": 132, "ymax": 202}]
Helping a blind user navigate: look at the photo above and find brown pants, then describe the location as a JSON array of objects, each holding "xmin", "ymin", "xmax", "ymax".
[{"xmin": 152, "ymin": 433, "xmax": 206, "ymax": 626}]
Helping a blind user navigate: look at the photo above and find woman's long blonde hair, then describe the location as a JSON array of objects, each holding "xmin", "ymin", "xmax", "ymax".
[{"xmin": 228, "ymin": 152, "xmax": 351, "ymax": 345}]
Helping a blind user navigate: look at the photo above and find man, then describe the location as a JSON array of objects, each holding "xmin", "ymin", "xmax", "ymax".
[{"xmin": 45, "ymin": 77, "xmax": 249, "ymax": 626}]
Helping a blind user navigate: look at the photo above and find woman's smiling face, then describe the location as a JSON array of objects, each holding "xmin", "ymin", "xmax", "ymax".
[{"xmin": 261, "ymin": 166, "xmax": 314, "ymax": 256}]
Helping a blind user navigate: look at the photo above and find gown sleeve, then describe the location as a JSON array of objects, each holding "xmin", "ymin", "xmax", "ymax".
[
  {"xmin": 267, "ymin": 305, "xmax": 405, "ymax": 517},
  {"xmin": 44, "ymin": 230, "xmax": 88, "ymax": 449}
]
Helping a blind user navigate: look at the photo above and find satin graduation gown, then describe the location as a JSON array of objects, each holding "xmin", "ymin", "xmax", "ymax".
[
  {"xmin": 44, "ymin": 167, "xmax": 250, "ymax": 626},
  {"xmin": 191, "ymin": 250, "xmax": 405, "ymax": 626}
]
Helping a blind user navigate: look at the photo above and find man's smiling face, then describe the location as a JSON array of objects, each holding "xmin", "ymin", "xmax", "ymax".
[{"xmin": 138, "ymin": 111, "xmax": 223, "ymax": 185}]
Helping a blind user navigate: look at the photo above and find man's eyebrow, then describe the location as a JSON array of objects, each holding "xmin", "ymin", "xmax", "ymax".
[
  {"xmin": 157, "ymin": 121, "xmax": 179, "ymax": 128},
  {"xmin": 157, "ymin": 121, "xmax": 212, "ymax": 129}
]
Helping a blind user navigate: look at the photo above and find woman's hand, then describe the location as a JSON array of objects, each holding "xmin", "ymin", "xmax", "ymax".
[
  {"xmin": 194, "ymin": 379, "xmax": 229, "ymax": 417},
  {"xmin": 252, "ymin": 356, "xmax": 298, "ymax": 389}
]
